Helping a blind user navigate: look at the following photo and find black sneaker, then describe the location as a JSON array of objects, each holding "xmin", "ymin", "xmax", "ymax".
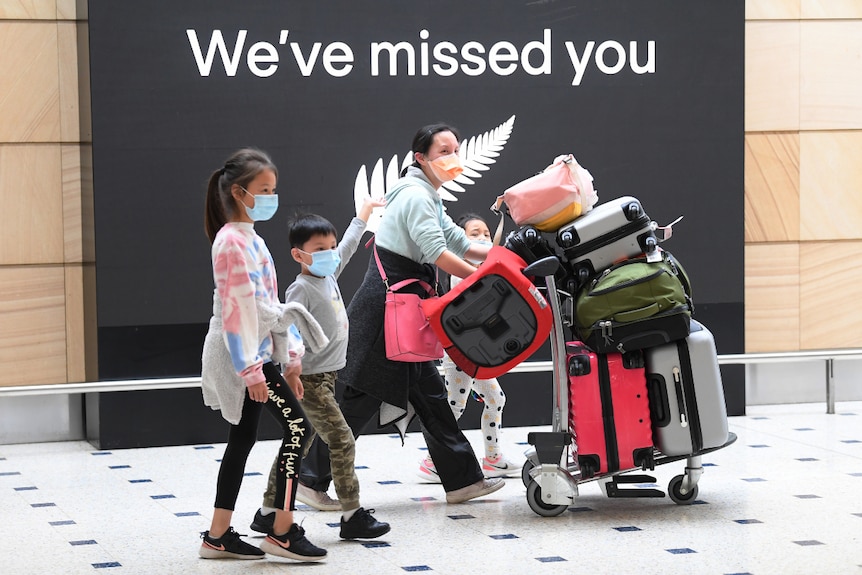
[
  {"xmin": 339, "ymin": 507, "xmax": 391, "ymax": 540},
  {"xmin": 259, "ymin": 523, "xmax": 327, "ymax": 562},
  {"xmin": 199, "ymin": 527, "xmax": 265, "ymax": 560},
  {"xmin": 249, "ymin": 508, "xmax": 274, "ymax": 535}
]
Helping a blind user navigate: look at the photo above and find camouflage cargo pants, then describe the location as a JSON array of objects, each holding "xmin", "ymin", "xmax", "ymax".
[{"xmin": 263, "ymin": 371, "xmax": 360, "ymax": 510}]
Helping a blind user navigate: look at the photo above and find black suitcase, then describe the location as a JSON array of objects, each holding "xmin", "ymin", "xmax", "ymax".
[
  {"xmin": 504, "ymin": 226, "xmax": 576, "ymax": 293},
  {"xmin": 504, "ymin": 225, "xmax": 556, "ymax": 264}
]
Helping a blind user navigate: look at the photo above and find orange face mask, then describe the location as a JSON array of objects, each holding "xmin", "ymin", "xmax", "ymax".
[{"xmin": 427, "ymin": 153, "xmax": 463, "ymax": 182}]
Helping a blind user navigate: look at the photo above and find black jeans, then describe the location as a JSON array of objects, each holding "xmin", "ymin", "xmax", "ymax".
[
  {"xmin": 214, "ymin": 362, "xmax": 310, "ymax": 511},
  {"xmin": 299, "ymin": 360, "xmax": 483, "ymax": 493}
]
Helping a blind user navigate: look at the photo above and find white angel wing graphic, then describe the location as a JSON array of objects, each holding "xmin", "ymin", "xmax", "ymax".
[{"xmin": 354, "ymin": 115, "xmax": 516, "ymax": 233}]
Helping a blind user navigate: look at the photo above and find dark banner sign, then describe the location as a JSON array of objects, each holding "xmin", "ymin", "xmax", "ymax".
[{"xmin": 89, "ymin": 0, "xmax": 744, "ymax": 380}]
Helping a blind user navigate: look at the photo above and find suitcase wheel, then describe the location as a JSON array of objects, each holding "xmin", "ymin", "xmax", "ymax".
[
  {"xmin": 576, "ymin": 266, "xmax": 592, "ymax": 289},
  {"xmin": 644, "ymin": 235, "xmax": 658, "ymax": 253},
  {"xmin": 568, "ymin": 355, "xmax": 591, "ymax": 376},
  {"xmin": 577, "ymin": 455, "xmax": 599, "ymax": 479},
  {"xmin": 621, "ymin": 350, "xmax": 644, "ymax": 369}
]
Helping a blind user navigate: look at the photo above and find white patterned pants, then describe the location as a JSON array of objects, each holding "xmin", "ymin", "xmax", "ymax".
[{"xmin": 441, "ymin": 353, "xmax": 506, "ymax": 460}]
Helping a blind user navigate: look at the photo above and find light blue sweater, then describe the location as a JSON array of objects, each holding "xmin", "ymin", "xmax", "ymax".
[{"xmin": 374, "ymin": 166, "xmax": 471, "ymax": 264}]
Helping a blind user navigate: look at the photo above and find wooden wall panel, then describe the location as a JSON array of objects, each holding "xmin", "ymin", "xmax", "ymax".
[
  {"xmin": 56, "ymin": 0, "xmax": 78, "ymax": 20},
  {"xmin": 745, "ymin": 21, "xmax": 800, "ymax": 132},
  {"xmin": 800, "ymin": 241, "xmax": 862, "ymax": 348},
  {"xmin": 744, "ymin": 133, "xmax": 800, "ymax": 242},
  {"xmin": 801, "ymin": 0, "xmax": 862, "ymax": 19},
  {"xmin": 746, "ymin": 0, "xmax": 801, "ymax": 20},
  {"xmin": 64, "ymin": 263, "xmax": 95, "ymax": 382},
  {"xmin": 61, "ymin": 144, "xmax": 94, "ymax": 263},
  {"xmin": 799, "ymin": 131, "xmax": 862, "ymax": 241},
  {"xmin": 0, "ymin": 266, "xmax": 67, "ymax": 386},
  {"xmin": 800, "ymin": 21, "xmax": 862, "ymax": 129},
  {"xmin": 64, "ymin": 264, "xmax": 84, "ymax": 382},
  {"xmin": 76, "ymin": 21, "xmax": 91, "ymax": 141},
  {"xmin": 0, "ymin": 145, "xmax": 64, "ymax": 265},
  {"xmin": 0, "ymin": 22, "xmax": 60, "ymax": 142},
  {"xmin": 745, "ymin": 243, "xmax": 800, "ymax": 352},
  {"xmin": 58, "ymin": 22, "xmax": 80, "ymax": 142},
  {"xmin": 0, "ymin": 0, "xmax": 56, "ymax": 19}
]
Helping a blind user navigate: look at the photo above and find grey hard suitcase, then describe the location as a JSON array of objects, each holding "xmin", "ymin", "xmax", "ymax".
[
  {"xmin": 643, "ymin": 319, "xmax": 729, "ymax": 456},
  {"xmin": 556, "ymin": 196, "xmax": 658, "ymax": 287}
]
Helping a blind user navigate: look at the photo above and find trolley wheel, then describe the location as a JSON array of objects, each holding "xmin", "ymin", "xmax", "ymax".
[
  {"xmin": 521, "ymin": 459, "xmax": 535, "ymax": 488},
  {"xmin": 668, "ymin": 474, "xmax": 698, "ymax": 505},
  {"xmin": 526, "ymin": 480, "xmax": 568, "ymax": 517}
]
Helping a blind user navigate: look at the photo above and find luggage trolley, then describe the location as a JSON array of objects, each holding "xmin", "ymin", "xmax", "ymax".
[{"xmin": 520, "ymin": 256, "xmax": 736, "ymax": 517}]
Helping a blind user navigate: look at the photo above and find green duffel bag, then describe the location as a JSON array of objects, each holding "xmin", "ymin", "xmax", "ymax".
[{"xmin": 575, "ymin": 250, "xmax": 693, "ymax": 353}]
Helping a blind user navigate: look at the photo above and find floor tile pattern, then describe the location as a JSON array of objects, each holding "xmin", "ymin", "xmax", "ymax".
[{"xmin": 1, "ymin": 402, "xmax": 860, "ymax": 574}]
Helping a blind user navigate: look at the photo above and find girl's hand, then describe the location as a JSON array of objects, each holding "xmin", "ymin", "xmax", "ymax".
[
  {"xmin": 248, "ymin": 381, "xmax": 269, "ymax": 403},
  {"xmin": 357, "ymin": 195, "xmax": 386, "ymax": 222}
]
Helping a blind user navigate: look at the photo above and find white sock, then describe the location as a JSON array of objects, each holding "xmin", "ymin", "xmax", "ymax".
[
  {"xmin": 260, "ymin": 506, "xmax": 277, "ymax": 516},
  {"xmin": 342, "ymin": 507, "xmax": 359, "ymax": 521}
]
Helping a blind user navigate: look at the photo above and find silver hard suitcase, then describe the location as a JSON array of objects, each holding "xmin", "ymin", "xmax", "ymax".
[
  {"xmin": 643, "ymin": 319, "xmax": 729, "ymax": 456},
  {"xmin": 556, "ymin": 196, "xmax": 658, "ymax": 286}
]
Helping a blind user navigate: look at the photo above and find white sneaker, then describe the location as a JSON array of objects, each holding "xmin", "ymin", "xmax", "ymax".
[
  {"xmin": 295, "ymin": 483, "xmax": 341, "ymax": 511},
  {"xmin": 417, "ymin": 457, "xmax": 441, "ymax": 483},
  {"xmin": 445, "ymin": 478, "xmax": 505, "ymax": 504},
  {"xmin": 481, "ymin": 455, "xmax": 521, "ymax": 478}
]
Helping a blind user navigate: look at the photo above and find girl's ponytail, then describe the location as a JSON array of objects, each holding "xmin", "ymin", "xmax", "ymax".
[{"xmin": 204, "ymin": 168, "xmax": 227, "ymax": 244}]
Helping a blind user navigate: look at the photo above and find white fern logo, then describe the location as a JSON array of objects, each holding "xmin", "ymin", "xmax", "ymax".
[{"xmin": 354, "ymin": 115, "xmax": 516, "ymax": 233}]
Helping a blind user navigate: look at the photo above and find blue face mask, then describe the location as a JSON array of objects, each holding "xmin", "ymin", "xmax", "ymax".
[
  {"xmin": 300, "ymin": 248, "xmax": 341, "ymax": 277},
  {"xmin": 240, "ymin": 187, "xmax": 278, "ymax": 221}
]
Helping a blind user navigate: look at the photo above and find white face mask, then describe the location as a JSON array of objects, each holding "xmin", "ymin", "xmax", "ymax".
[{"xmin": 466, "ymin": 239, "xmax": 492, "ymax": 265}]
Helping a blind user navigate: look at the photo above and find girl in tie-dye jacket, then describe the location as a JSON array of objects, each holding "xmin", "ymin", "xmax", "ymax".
[{"xmin": 198, "ymin": 148, "xmax": 327, "ymax": 563}]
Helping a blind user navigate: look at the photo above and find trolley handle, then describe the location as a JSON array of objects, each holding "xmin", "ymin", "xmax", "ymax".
[{"xmin": 522, "ymin": 255, "xmax": 561, "ymax": 278}]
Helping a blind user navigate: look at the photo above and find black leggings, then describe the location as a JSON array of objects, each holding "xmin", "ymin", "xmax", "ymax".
[{"xmin": 214, "ymin": 362, "xmax": 309, "ymax": 511}]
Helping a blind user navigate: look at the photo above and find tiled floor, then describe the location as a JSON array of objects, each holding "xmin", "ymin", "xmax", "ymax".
[{"xmin": 1, "ymin": 402, "xmax": 861, "ymax": 575}]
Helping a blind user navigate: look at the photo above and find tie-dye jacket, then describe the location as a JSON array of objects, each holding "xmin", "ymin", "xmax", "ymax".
[{"xmin": 209, "ymin": 222, "xmax": 303, "ymax": 386}]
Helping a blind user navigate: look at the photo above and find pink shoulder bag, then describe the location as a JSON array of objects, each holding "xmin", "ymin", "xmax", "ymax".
[{"xmin": 374, "ymin": 244, "xmax": 444, "ymax": 362}]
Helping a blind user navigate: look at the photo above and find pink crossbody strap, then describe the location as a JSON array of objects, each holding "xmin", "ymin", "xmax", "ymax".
[{"xmin": 371, "ymin": 238, "xmax": 437, "ymax": 296}]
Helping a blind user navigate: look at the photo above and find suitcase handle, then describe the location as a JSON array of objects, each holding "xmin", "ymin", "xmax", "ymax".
[
  {"xmin": 672, "ymin": 366, "xmax": 689, "ymax": 428},
  {"xmin": 646, "ymin": 375, "xmax": 671, "ymax": 427}
]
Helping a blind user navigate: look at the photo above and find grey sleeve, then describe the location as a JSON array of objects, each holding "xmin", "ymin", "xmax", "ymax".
[{"xmin": 334, "ymin": 217, "xmax": 367, "ymax": 279}]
